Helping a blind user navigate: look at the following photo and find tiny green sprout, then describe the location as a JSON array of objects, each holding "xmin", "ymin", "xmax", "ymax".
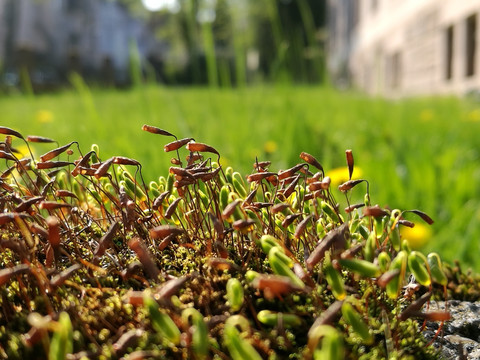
[
  {"xmin": 364, "ymin": 231, "xmax": 376, "ymax": 262},
  {"xmin": 232, "ymin": 172, "xmax": 247, "ymax": 198},
  {"xmin": 341, "ymin": 301, "xmax": 373, "ymax": 345},
  {"xmin": 166, "ymin": 172, "xmax": 174, "ymax": 194},
  {"xmin": 226, "ymin": 278, "xmax": 244, "ymax": 312},
  {"xmin": 377, "ymin": 251, "xmax": 391, "ymax": 272},
  {"xmin": 388, "ymin": 209, "xmax": 402, "ymax": 251},
  {"xmin": 143, "ymin": 293, "xmax": 181, "ymax": 345},
  {"xmin": 308, "ymin": 325, "xmax": 344, "ymax": 360},
  {"xmin": 49, "ymin": 312, "xmax": 73, "ymax": 360},
  {"xmin": 257, "ymin": 310, "xmax": 302, "ymax": 327},
  {"xmin": 245, "ymin": 270, "xmax": 260, "ymax": 283},
  {"xmin": 408, "ymin": 251, "xmax": 431, "ymax": 286},
  {"xmin": 268, "ymin": 247, "xmax": 304, "ymax": 288},
  {"xmin": 182, "ymin": 308, "xmax": 208, "ymax": 359},
  {"xmin": 325, "ymin": 263, "xmax": 346, "ymax": 300},
  {"xmin": 427, "ymin": 252, "xmax": 448, "ymax": 286},
  {"xmin": 219, "ymin": 185, "xmax": 230, "ymax": 210},
  {"xmin": 338, "ymin": 258, "xmax": 381, "ymax": 278},
  {"xmin": 223, "ymin": 316, "xmax": 262, "ymax": 360},
  {"xmin": 224, "ymin": 166, "xmax": 234, "ymax": 185},
  {"xmin": 386, "ymin": 250, "xmax": 408, "ymax": 299},
  {"xmin": 259, "ymin": 234, "xmax": 282, "ymax": 254},
  {"xmin": 321, "ymin": 200, "xmax": 340, "ymax": 223}
]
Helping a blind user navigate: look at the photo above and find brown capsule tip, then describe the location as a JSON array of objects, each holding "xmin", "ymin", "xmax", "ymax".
[
  {"xmin": 408, "ymin": 209, "xmax": 435, "ymax": 225},
  {"xmin": 271, "ymin": 203, "xmax": 290, "ymax": 214},
  {"xmin": 377, "ymin": 269, "xmax": 400, "ymax": 288},
  {"xmin": 142, "ymin": 125, "xmax": 175, "ymax": 137},
  {"xmin": 253, "ymin": 160, "xmax": 271, "ymax": 169},
  {"xmin": 222, "ymin": 199, "xmax": 242, "ymax": 219},
  {"xmin": 398, "ymin": 219, "xmax": 415, "ymax": 228},
  {"xmin": 299, "ymin": 152, "xmax": 323, "ymax": 172},
  {"xmin": 308, "ymin": 181, "xmax": 329, "ymax": 192},
  {"xmin": 0, "ymin": 126, "xmax": 24, "ymax": 139},
  {"xmin": 207, "ymin": 258, "xmax": 240, "ymax": 271},
  {"xmin": 113, "ymin": 156, "xmax": 141, "ymax": 166},
  {"xmin": 26, "ymin": 135, "xmax": 55, "ymax": 143},
  {"xmin": 164, "ymin": 137, "xmax": 193, "ymax": 152},
  {"xmin": 345, "ymin": 203, "xmax": 365, "ymax": 213},
  {"xmin": 149, "ymin": 225, "xmax": 184, "ymax": 239},
  {"xmin": 247, "ymin": 172, "xmax": 277, "ymax": 183},
  {"xmin": 346, "ymin": 149, "xmax": 354, "ymax": 180},
  {"xmin": 278, "ymin": 164, "xmax": 305, "ymax": 180},
  {"xmin": 363, "ymin": 205, "xmax": 390, "ymax": 218},
  {"xmin": 186, "ymin": 142, "xmax": 219, "ymax": 156},
  {"xmin": 232, "ymin": 219, "xmax": 256, "ymax": 231},
  {"xmin": 338, "ymin": 179, "xmax": 364, "ymax": 192}
]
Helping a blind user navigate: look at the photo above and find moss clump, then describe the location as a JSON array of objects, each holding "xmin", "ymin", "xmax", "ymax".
[{"xmin": 0, "ymin": 125, "xmax": 454, "ymax": 359}]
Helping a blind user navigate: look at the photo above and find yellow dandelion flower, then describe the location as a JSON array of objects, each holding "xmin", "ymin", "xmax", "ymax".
[
  {"xmin": 16, "ymin": 145, "xmax": 31, "ymax": 158},
  {"xmin": 36, "ymin": 109, "xmax": 54, "ymax": 123},
  {"xmin": 326, "ymin": 166, "xmax": 363, "ymax": 188},
  {"xmin": 400, "ymin": 222, "xmax": 432, "ymax": 249},
  {"xmin": 466, "ymin": 109, "xmax": 480, "ymax": 122},
  {"xmin": 419, "ymin": 109, "xmax": 434, "ymax": 122},
  {"xmin": 264, "ymin": 141, "xmax": 278, "ymax": 154}
]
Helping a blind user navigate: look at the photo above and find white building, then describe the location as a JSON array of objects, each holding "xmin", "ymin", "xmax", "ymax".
[{"xmin": 330, "ymin": 0, "xmax": 480, "ymax": 97}]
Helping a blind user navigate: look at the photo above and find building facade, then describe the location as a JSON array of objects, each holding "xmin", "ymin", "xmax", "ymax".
[
  {"xmin": 0, "ymin": 0, "xmax": 163, "ymax": 88},
  {"xmin": 330, "ymin": 0, "xmax": 480, "ymax": 97}
]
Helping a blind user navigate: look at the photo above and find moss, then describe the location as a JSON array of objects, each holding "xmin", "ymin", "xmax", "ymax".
[{"xmin": 0, "ymin": 125, "xmax": 462, "ymax": 359}]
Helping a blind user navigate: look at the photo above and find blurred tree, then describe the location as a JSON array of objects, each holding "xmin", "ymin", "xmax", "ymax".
[
  {"xmin": 212, "ymin": 0, "xmax": 232, "ymax": 50},
  {"xmin": 115, "ymin": 0, "xmax": 326, "ymax": 85},
  {"xmin": 248, "ymin": 0, "xmax": 326, "ymax": 83}
]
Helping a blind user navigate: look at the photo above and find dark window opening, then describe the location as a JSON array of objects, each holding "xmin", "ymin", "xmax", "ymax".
[
  {"xmin": 466, "ymin": 14, "xmax": 476, "ymax": 77},
  {"xmin": 391, "ymin": 52, "xmax": 401, "ymax": 89},
  {"xmin": 445, "ymin": 25, "xmax": 454, "ymax": 80}
]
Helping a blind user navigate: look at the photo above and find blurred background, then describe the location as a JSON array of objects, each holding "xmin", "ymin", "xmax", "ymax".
[
  {"xmin": 0, "ymin": 0, "xmax": 325, "ymax": 88},
  {"xmin": 1, "ymin": 0, "xmax": 480, "ymax": 271}
]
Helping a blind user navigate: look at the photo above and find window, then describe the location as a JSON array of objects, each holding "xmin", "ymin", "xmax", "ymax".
[
  {"xmin": 466, "ymin": 14, "xmax": 476, "ymax": 77},
  {"xmin": 387, "ymin": 52, "xmax": 401, "ymax": 89},
  {"xmin": 445, "ymin": 25, "xmax": 454, "ymax": 80}
]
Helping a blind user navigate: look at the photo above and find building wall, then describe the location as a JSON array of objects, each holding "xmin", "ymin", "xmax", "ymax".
[
  {"xmin": 0, "ymin": 0, "xmax": 160, "ymax": 86},
  {"xmin": 327, "ymin": 0, "xmax": 359, "ymax": 88},
  {"xmin": 349, "ymin": 0, "xmax": 480, "ymax": 96}
]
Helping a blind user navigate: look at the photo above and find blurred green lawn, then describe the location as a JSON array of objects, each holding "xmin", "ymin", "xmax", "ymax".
[{"xmin": 1, "ymin": 84, "xmax": 480, "ymax": 270}]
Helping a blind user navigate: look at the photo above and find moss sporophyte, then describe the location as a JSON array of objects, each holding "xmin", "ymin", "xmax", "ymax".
[{"xmin": 0, "ymin": 125, "xmax": 455, "ymax": 359}]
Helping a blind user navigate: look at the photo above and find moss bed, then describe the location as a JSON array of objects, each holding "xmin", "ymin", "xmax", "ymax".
[{"xmin": 0, "ymin": 125, "xmax": 476, "ymax": 359}]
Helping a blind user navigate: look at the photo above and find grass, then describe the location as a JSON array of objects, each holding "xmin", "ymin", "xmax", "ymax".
[{"xmin": 1, "ymin": 84, "xmax": 480, "ymax": 270}]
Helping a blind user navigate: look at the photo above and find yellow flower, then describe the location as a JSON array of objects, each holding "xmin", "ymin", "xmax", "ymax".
[
  {"xmin": 35, "ymin": 110, "xmax": 54, "ymax": 123},
  {"xmin": 16, "ymin": 145, "xmax": 31, "ymax": 158},
  {"xmin": 326, "ymin": 166, "xmax": 363, "ymax": 188},
  {"xmin": 419, "ymin": 109, "xmax": 434, "ymax": 122},
  {"xmin": 264, "ymin": 141, "xmax": 278, "ymax": 154},
  {"xmin": 400, "ymin": 222, "xmax": 432, "ymax": 249},
  {"xmin": 466, "ymin": 109, "xmax": 480, "ymax": 122}
]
